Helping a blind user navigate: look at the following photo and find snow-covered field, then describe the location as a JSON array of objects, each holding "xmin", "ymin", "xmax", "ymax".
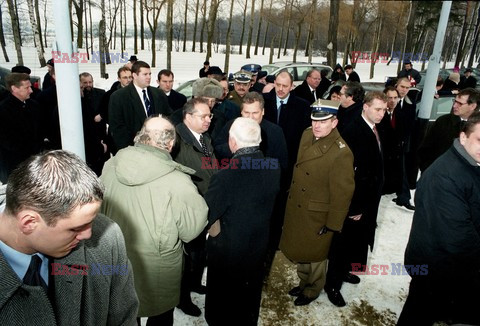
[{"xmin": 1, "ymin": 46, "xmax": 418, "ymax": 325}]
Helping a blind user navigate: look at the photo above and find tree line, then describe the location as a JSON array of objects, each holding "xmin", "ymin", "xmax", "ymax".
[{"xmin": 1, "ymin": 0, "xmax": 479, "ymax": 79}]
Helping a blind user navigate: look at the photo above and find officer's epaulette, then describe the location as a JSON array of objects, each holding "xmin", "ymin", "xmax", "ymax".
[{"xmin": 337, "ymin": 140, "xmax": 346, "ymax": 149}]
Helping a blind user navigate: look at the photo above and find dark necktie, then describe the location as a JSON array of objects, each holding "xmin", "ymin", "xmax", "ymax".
[
  {"xmin": 277, "ymin": 100, "xmax": 284, "ymax": 123},
  {"xmin": 390, "ymin": 111, "xmax": 396, "ymax": 129},
  {"xmin": 142, "ymin": 89, "xmax": 152, "ymax": 116},
  {"xmin": 373, "ymin": 126, "xmax": 381, "ymax": 151},
  {"xmin": 23, "ymin": 255, "xmax": 48, "ymax": 292},
  {"xmin": 459, "ymin": 119, "xmax": 467, "ymax": 131},
  {"xmin": 199, "ymin": 134, "xmax": 210, "ymax": 157},
  {"xmin": 312, "ymin": 90, "xmax": 317, "ymax": 101}
]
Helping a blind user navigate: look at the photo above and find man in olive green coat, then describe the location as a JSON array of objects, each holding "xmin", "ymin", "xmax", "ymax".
[
  {"xmin": 101, "ymin": 116, "xmax": 208, "ymax": 325},
  {"xmin": 279, "ymin": 100, "xmax": 355, "ymax": 306}
]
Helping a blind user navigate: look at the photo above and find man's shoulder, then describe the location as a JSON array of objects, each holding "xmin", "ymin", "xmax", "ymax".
[
  {"xmin": 288, "ymin": 94, "xmax": 310, "ymax": 107},
  {"xmin": 84, "ymin": 214, "xmax": 122, "ymax": 248},
  {"xmin": 93, "ymin": 87, "xmax": 105, "ymax": 95},
  {"xmin": 171, "ymin": 89, "xmax": 187, "ymax": 99}
]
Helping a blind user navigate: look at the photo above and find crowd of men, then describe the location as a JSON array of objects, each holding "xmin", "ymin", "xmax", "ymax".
[{"xmin": 0, "ymin": 57, "xmax": 479, "ymax": 325}]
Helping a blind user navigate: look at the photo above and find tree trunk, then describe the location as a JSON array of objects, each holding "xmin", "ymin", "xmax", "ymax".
[
  {"xmin": 224, "ymin": 0, "xmax": 235, "ymax": 74},
  {"xmin": 27, "ymin": 0, "xmax": 46, "ymax": 67},
  {"xmin": 254, "ymin": 0, "xmax": 264, "ymax": 56},
  {"xmin": 166, "ymin": 0, "xmax": 173, "ymax": 69},
  {"xmin": 6, "ymin": 0, "xmax": 23, "ymax": 65},
  {"xmin": 277, "ymin": 1, "xmax": 287, "ymax": 59},
  {"xmin": 134, "ymin": 0, "xmax": 138, "ymax": 54},
  {"xmin": 73, "ymin": 0, "xmax": 84, "ymax": 49},
  {"xmin": 468, "ymin": 2, "xmax": 480, "ymax": 68},
  {"xmin": 239, "ymin": 0, "xmax": 248, "ymax": 55},
  {"xmin": 305, "ymin": 0, "xmax": 316, "ymax": 59},
  {"xmin": 182, "ymin": 0, "xmax": 188, "ymax": 52},
  {"xmin": 199, "ymin": 0, "xmax": 207, "ymax": 53},
  {"xmin": 192, "ymin": 0, "xmax": 199, "ymax": 51},
  {"xmin": 293, "ymin": 22, "xmax": 302, "ymax": 63},
  {"xmin": 269, "ymin": 36, "xmax": 275, "ymax": 64},
  {"xmin": 14, "ymin": 0, "xmax": 21, "ymax": 46},
  {"xmin": 0, "ymin": 6, "xmax": 10, "ymax": 62},
  {"xmin": 246, "ymin": 0, "xmax": 255, "ymax": 58},
  {"xmin": 400, "ymin": 0, "xmax": 417, "ymax": 72},
  {"xmin": 146, "ymin": 0, "xmax": 166, "ymax": 67},
  {"xmin": 100, "ymin": 19, "xmax": 107, "ymax": 78},
  {"xmin": 387, "ymin": 7, "xmax": 403, "ymax": 66},
  {"xmin": 44, "ymin": 0, "xmax": 48, "ymax": 48},
  {"xmin": 140, "ymin": 0, "xmax": 145, "ymax": 50},
  {"xmin": 369, "ymin": 12, "xmax": 383, "ymax": 79},
  {"xmin": 262, "ymin": 0, "xmax": 273, "ymax": 56},
  {"xmin": 85, "ymin": 0, "xmax": 89, "ymax": 58},
  {"xmin": 34, "ymin": 0, "xmax": 44, "ymax": 52},
  {"xmin": 206, "ymin": 0, "xmax": 219, "ymax": 61},
  {"xmin": 327, "ymin": 0, "xmax": 339, "ymax": 68},
  {"xmin": 283, "ymin": 0, "xmax": 293, "ymax": 57},
  {"xmin": 455, "ymin": 1, "xmax": 471, "ymax": 68},
  {"xmin": 343, "ymin": 31, "xmax": 351, "ymax": 67}
]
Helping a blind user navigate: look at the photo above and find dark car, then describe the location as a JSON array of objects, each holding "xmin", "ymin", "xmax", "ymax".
[{"xmin": 0, "ymin": 66, "xmax": 42, "ymax": 92}]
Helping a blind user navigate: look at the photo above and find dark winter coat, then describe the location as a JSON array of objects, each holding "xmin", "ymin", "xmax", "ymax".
[
  {"xmin": 337, "ymin": 101, "xmax": 363, "ymax": 134},
  {"xmin": 347, "ymin": 70, "xmax": 361, "ymax": 83},
  {"xmin": 204, "ymin": 149, "xmax": 280, "ymax": 326},
  {"xmin": 292, "ymin": 80, "xmax": 323, "ymax": 104},
  {"xmin": 280, "ymin": 128, "xmax": 355, "ymax": 263},
  {"xmin": 405, "ymin": 139, "xmax": 480, "ymax": 278},
  {"xmin": 166, "ymin": 89, "xmax": 187, "ymax": 111}
]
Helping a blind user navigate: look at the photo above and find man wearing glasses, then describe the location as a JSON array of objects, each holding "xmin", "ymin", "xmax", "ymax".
[
  {"xmin": 418, "ymin": 88, "xmax": 480, "ymax": 172},
  {"xmin": 172, "ymin": 97, "xmax": 218, "ymax": 317}
]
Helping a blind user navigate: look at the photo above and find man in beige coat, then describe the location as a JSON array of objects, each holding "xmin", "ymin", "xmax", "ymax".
[
  {"xmin": 100, "ymin": 116, "xmax": 208, "ymax": 325},
  {"xmin": 279, "ymin": 100, "xmax": 355, "ymax": 306}
]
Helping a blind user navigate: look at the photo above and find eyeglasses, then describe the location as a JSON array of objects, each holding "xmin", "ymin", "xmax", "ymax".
[
  {"xmin": 454, "ymin": 100, "xmax": 468, "ymax": 106},
  {"xmin": 190, "ymin": 113, "xmax": 214, "ymax": 120}
]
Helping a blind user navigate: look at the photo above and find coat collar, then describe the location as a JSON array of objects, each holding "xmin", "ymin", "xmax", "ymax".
[
  {"xmin": 176, "ymin": 122, "xmax": 208, "ymax": 152},
  {"xmin": 296, "ymin": 128, "xmax": 342, "ymax": 164}
]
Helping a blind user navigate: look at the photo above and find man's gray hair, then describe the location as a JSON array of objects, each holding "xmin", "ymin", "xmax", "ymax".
[
  {"xmin": 229, "ymin": 117, "xmax": 261, "ymax": 148},
  {"xmin": 134, "ymin": 116, "xmax": 176, "ymax": 150},
  {"xmin": 5, "ymin": 150, "xmax": 104, "ymax": 227}
]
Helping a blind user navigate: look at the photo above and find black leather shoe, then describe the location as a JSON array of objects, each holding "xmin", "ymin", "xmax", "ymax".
[
  {"xmin": 294, "ymin": 294, "xmax": 317, "ymax": 306},
  {"xmin": 396, "ymin": 202, "xmax": 415, "ymax": 211},
  {"xmin": 177, "ymin": 301, "xmax": 201, "ymax": 317},
  {"xmin": 343, "ymin": 273, "xmax": 360, "ymax": 284},
  {"xmin": 191, "ymin": 285, "xmax": 207, "ymax": 295},
  {"xmin": 325, "ymin": 287, "xmax": 346, "ymax": 307},
  {"xmin": 288, "ymin": 286, "xmax": 303, "ymax": 297}
]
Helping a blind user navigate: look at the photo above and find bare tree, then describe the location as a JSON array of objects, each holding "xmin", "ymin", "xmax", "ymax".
[
  {"xmin": 192, "ymin": 0, "xmax": 199, "ymax": 51},
  {"xmin": 89, "ymin": 0, "xmax": 93, "ymax": 52},
  {"xmin": 304, "ymin": 0, "xmax": 317, "ymax": 60},
  {"xmin": 141, "ymin": 0, "xmax": 145, "ymax": 50},
  {"xmin": 262, "ymin": 0, "xmax": 273, "ymax": 56},
  {"xmin": 0, "ymin": 5, "xmax": 10, "ymax": 62},
  {"xmin": 14, "ymin": 0, "xmax": 21, "ymax": 46},
  {"xmin": 182, "ymin": 0, "xmax": 188, "ymax": 52},
  {"xmin": 100, "ymin": 0, "xmax": 107, "ymax": 77},
  {"xmin": 398, "ymin": 1, "xmax": 417, "ymax": 73},
  {"xmin": 44, "ymin": 0, "xmax": 48, "ymax": 47},
  {"xmin": 72, "ymin": 0, "xmax": 84, "ymax": 48},
  {"xmin": 327, "ymin": 0, "xmax": 339, "ymax": 68},
  {"xmin": 6, "ymin": 0, "xmax": 23, "ymax": 65},
  {"xmin": 246, "ymin": 0, "xmax": 255, "ymax": 58},
  {"xmin": 199, "ymin": 0, "xmax": 207, "ymax": 52},
  {"xmin": 27, "ymin": 0, "xmax": 46, "ymax": 66},
  {"xmin": 239, "ymin": 0, "xmax": 248, "ymax": 55},
  {"xmin": 146, "ymin": 0, "xmax": 167, "ymax": 67},
  {"xmin": 84, "ymin": 0, "xmax": 89, "ymax": 58},
  {"xmin": 277, "ymin": 1, "xmax": 288, "ymax": 59},
  {"xmin": 224, "ymin": 0, "xmax": 235, "ymax": 74},
  {"xmin": 369, "ymin": 2, "xmax": 383, "ymax": 79},
  {"xmin": 253, "ymin": 0, "xmax": 264, "ymax": 56},
  {"xmin": 134, "ymin": 0, "xmax": 138, "ymax": 54},
  {"xmin": 206, "ymin": 0, "xmax": 221, "ymax": 60},
  {"xmin": 34, "ymin": 0, "xmax": 44, "ymax": 52},
  {"xmin": 283, "ymin": 0, "xmax": 293, "ymax": 56},
  {"xmin": 166, "ymin": 0, "xmax": 173, "ymax": 69},
  {"xmin": 468, "ymin": 2, "xmax": 480, "ymax": 67},
  {"xmin": 455, "ymin": 1, "xmax": 471, "ymax": 67}
]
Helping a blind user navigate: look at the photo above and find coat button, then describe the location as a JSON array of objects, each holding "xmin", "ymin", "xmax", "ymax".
[
  {"xmin": 288, "ymin": 196, "xmax": 291, "ymax": 199},
  {"xmin": 302, "ymin": 188, "xmax": 306, "ymax": 192},
  {"xmin": 297, "ymin": 204, "xmax": 301, "ymax": 208},
  {"xmin": 292, "ymin": 180, "xmax": 295, "ymax": 184},
  {"xmin": 306, "ymin": 172, "xmax": 310, "ymax": 176}
]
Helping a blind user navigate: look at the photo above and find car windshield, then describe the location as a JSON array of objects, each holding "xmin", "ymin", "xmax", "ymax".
[{"xmin": 262, "ymin": 64, "xmax": 281, "ymax": 75}]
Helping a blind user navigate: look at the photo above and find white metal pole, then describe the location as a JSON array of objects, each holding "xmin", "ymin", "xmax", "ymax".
[
  {"xmin": 418, "ymin": 1, "xmax": 452, "ymax": 119},
  {"xmin": 52, "ymin": 0, "xmax": 85, "ymax": 160}
]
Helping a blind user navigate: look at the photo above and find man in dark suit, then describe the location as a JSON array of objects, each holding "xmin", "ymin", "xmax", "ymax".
[
  {"xmin": 344, "ymin": 65, "xmax": 360, "ymax": 82},
  {"xmin": 157, "ymin": 69, "xmax": 187, "ymax": 111},
  {"xmin": 418, "ymin": 88, "xmax": 480, "ymax": 172},
  {"xmin": 109, "ymin": 60, "xmax": 171, "ymax": 151},
  {"xmin": 204, "ymin": 117, "xmax": 280, "ymax": 326},
  {"xmin": 292, "ymin": 69, "xmax": 328, "ymax": 104},
  {"xmin": 0, "ymin": 150, "xmax": 138, "ymax": 325},
  {"xmin": 337, "ymin": 81, "xmax": 365, "ymax": 134},
  {"xmin": 172, "ymin": 97, "xmax": 218, "ymax": 317},
  {"xmin": 460, "ymin": 68, "xmax": 478, "ymax": 89},
  {"xmin": 325, "ymin": 91, "xmax": 387, "ymax": 307},
  {"xmin": 263, "ymin": 71, "xmax": 311, "ymax": 179}
]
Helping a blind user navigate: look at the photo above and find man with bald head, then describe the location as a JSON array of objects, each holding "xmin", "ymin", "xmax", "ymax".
[{"xmin": 101, "ymin": 116, "xmax": 208, "ymax": 325}]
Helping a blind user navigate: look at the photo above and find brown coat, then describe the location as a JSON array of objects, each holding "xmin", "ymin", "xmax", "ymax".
[{"xmin": 280, "ymin": 127, "xmax": 355, "ymax": 263}]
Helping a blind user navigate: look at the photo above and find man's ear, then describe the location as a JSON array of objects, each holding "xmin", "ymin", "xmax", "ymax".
[{"xmin": 17, "ymin": 210, "xmax": 43, "ymax": 235}]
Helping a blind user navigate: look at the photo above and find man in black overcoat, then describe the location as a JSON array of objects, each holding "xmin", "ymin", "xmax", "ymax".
[
  {"xmin": 204, "ymin": 117, "xmax": 280, "ymax": 326},
  {"xmin": 325, "ymin": 91, "xmax": 387, "ymax": 307},
  {"xmin": 109, "ymin": 61, "xmax": 171, "ymax": 151}
]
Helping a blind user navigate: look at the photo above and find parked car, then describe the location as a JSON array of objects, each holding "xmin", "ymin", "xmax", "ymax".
[
  {"xmin": 175, "ymin": 79, "xmax": 195, "ymax": 98},
  {"xmin": 261, "ymin": 62, "xmax": 333, "ymax": 87},
  {"xmin": 0, "ymin": 66, "xmax": 42, "ymax": 91}
]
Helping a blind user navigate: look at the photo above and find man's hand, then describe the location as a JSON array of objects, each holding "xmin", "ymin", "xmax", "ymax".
[
  {"xmin": 349, "ymin": 214, "xmax": 362, "ymax": 221},
  {"xmin": 208, "ymin": 220, "xmax": 221, "ymax": 237},
  {"xmin": 94, "ymin": 114, "xmax": 102, "ymax": 123}
]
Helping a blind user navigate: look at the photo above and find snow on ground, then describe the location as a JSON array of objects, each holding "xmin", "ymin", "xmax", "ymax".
[{"xmin": 2, "ymin": 46, "xmax": 418, "ymax": 325}]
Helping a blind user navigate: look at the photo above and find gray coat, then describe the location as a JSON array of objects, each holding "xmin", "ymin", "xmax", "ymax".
[{"xmin": 0, "ymin": 214, "xmax": 139, "ymax": 325}]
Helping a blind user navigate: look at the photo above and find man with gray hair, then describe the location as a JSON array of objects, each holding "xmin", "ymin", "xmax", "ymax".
[
  {"xmin": 204, "ymin": 117, "xmax": 281, "ymax": 325},
  {"xmin": 101, "ymin": 116, "xmax": 208, "ymax": 325},
  {"xmin": 0, "ymin": 150, "xmax": 138, "ymax": 325}
]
